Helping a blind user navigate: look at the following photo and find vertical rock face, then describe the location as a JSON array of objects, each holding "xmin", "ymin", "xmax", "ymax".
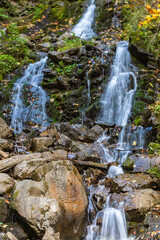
[{"xmin": 11, "ymin": 160, "xmax": 88, "ymax": 240}]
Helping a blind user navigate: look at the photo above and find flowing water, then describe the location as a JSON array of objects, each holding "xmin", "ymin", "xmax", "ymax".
[
  {"xmin": 72, "ymin": 0, "xmax": 96, "ymax": 39},
  {"xmin": 98, "ymin": 41, "xmax": 137, "ymax": 126},
  {"xmin": 10, "ymin": 57, "xmax": 49, "ymax": 133},
  {"xmin": 85, "ymin": 41, "xmax": 145, "ymax": 240}
]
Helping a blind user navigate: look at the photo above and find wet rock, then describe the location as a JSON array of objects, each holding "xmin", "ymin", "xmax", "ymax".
[
  {"xmin": 0, "ymin": 173, "xmax": 15, "ymax": 195},
  {"xmin": 49, "ymin": 51, "xmax": 63, "ymax": 63},
  {"xmin": 0, "ymin": 139, "xmax": 14, "ymax": 152},
  {"xmin": 58, "ymin": 134, "xmax": 72, "ymax": 148},
  {"xmin": 0, "ymin": 117, "xmax": 14, "ymax": 139},
  {"xmin": 6, "ymin": 232, "xmax": 18, "ymax": 240},
  {"xmin": 82, "ymin": 125, "xmax": 104, "ymax": 142},
  {"xmin": 11, "ymin": 160, "xmax": 88, "ymax": 239},
  {"xmin": 111, "ymin": 173, "xmax": 156, "ymax": 193},
  {"xmin": 31, "ymin": 137, "xmax": 54, "ymax": 152},
  {"xmin": 122, "ymin": 154, "xmax": 154, "ymax": 173},
  {"xmin": 0, "ymin": 197, "xmax": 11, "ymax": 223},
  {"xmin": 54, "ymin": 122, "xmax": 87, "ymax": 140},
  {"xmin": 75, "ymin": 143, "xmax": 100, "ymax": 162},
  {"xmin": 13, "ymin": 150, "xmax": 68, "ymax": 180}
]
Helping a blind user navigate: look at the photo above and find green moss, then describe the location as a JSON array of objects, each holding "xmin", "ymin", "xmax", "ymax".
[
  {"xmin": 132, "ymin": 101, "xmax": 147, "ymax": 117},
  {"xmin": 58, "ymin": 38, "xmax": 82, "ymax": 52},
  {"xmin": 122, "ymin": 157, "xmax": 134, "ymax": 171},
  {"xmin": 149, "ymin": 142, "xmax": 160, "ymax": 154},
  {"xmin": 148, "ymin": 166, "xmax": 160, "ymax": 183}
]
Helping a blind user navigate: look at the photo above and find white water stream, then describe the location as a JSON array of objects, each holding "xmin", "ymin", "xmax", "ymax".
[
  {"xmin": 10, "ymin": 57, "xmax": 49, "ymax": 133},
  {"xmin": 85, "ymin": 41, "xmax": 140, "ymax": 240},
  {"xmin": 99, "ymin": 41, "xmax": 137, "ymax": 126},
  {"xmin": 72, "ymin": 0, "xmax": 96, "ymax": 39}
]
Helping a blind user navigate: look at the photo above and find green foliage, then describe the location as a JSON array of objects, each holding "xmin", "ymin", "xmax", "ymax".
[
  {"xmin": 0, "ymin": 55, "xmax": 17, "ymax": 75},
  {"xmin": 0, "ymin": 7, "xmax": 8, "ymax": 20},
  {"xmin": 148, "ymin": 166, "xmax": 160, "ymax": 182},
  {"xmin": 58, "ymin": 37, "xmax": 82, "ymax": 51},
  {"xmin": 50, "ymin": 61, "xmax": 77, "ymax": 76},
  {"xmin": 149, "ymin": 142, "xmax": 160, "ymax": 154},
  {"xmin": 122, "ymin": 1, "xmax": 160, "ymax": 57},
  {"xmin": 134, "ymin": 116, "xmax": 141, "ymax": 126},
  {"xmin": 31, "ymin": 4, "xmax": 48, "ymax": 22},
  {"xmin": 0, "ymin": 24, "xmax": 30, "ymax": 76}
]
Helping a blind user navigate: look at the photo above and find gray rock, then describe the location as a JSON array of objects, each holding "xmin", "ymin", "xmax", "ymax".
[
  {"xmin": 58, "ymin": 134, "xmax": 72, "ymax": 148},
  {"xmin": 48, "ymin": 51, "xmax": 63, "ymax": 63},
  {"xmin": 111, "ymin": 173, "xmax": 156, "ymax": 193},
  {"xmin": 11, "ymin": 160, "xmax": 88, "ymax": 239},
  {"xmin": 0, "ymin": 173, "xmax": 15, "ymax": 195}
]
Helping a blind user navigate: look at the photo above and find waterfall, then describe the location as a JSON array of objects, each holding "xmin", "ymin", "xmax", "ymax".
[
  {"xmin": 86, "ymin": 71, "xmax": 91, "ymax": 104},
  {"xmin": 10, "ymin": 57, "xmax": 49, "ymax": 133},
  {"xmin": 86, "ymin": 197, "xmax": 128, "ymax": 240},
  {"xmin": 99, "ymin": 41, "xmax": 137, "ymax": 126},
  {"xmin": 72, "ymin": 0, "xmax": 96, "ymax": 40},
  {"xmin": 85, "ymin": 41, "xmax": 143, "ymax": 239}
]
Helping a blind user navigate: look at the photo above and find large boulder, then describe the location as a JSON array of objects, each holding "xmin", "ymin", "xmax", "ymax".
[
  {"xmin": 111, "ymin": 173, "xmax": 156, "ymax": 193},
  {"xmin": 13, "ymin": 150, "xmax": 67, "ymax": 180},
  {"xmin": 0, "ymin": 117, "xmax": 14, "ymax": 139},
  {"xmin": 0, "ymin": 173, "xmax": 15, "ymax": 195},
  {"xmin": 11, "ymin": 160, "xmax": 88, "ymax": 239}
]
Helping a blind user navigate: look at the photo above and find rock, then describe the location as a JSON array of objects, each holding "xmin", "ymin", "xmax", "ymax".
[
  {"xmin": 58, "ymin": 134, "xmax": 72, "ymax": 148},
  {"xmin": 2, "ymin": 223, "xmax": 28, "ymax": 240},
  {"xmin": 83, "ymin": 125, "xmax": 104, "ymax": 142},
  {"xmin": 38, "ymin": 42, "xmax": 52, "ymax": 51},
  {"xmin": 122, "ymin": 154, "xmax": 153, "ymax": 173},
  {"xmin": 6, "ymin": 232, "xmax": 18, "ymax": 240},
  {"xmin": 0, "ymin": 173, "xmax": 15, "ymax": 195},
  {"xmin": 31, "ymin": 137, "xmax": 54, "ymax": 152},
  {"xmin": 58, "ymin": 32, "xmax": 71, "ymax": 41},
  {"xmin": 13, "ymin": 149, "xmax": 68, "ymax": 180},
  {"xmin": 0, "ymin": 197, "xmax": 11, "ymax": 222},
  {"xmin": 40, "ymin": 124, "xmax": 60, "ymax": 139},
  {"xmin": 0, "ymin": 151, "xmax": 66, "ymax": 173},
  {"xmin": 124, "ymin": 189, "xmax": 160, "ymax": 221},
  {"xmin": 0, "ymin": 150, "xmax": 10, "ymax": 159},
  {"xmin": 48, "ymin": 51, "xmax": 63, "ymax": 63},
  {"xmin": 54, "ymin": 122, "xmax": 87, "ymax": 140},
  {"xmin": 0, "ymin": 117, "xmax": 14, "ymax": 139},
  {"xmin": 11, "ymin": 160, "xmax": 88, "ymax": 239},
  {"xmin": 155, "ymin": 156, "xmax": 160, "ymax": 170},
  {"xmin": 42, "ymin": 228, "xmax": 60, "ymax": 240},
  {"xmin": 19, "ymin": 34, "xmax": 35, "ymax": 49},
  {"xmin": 111, "ymin": 173, "xmax": 156, "ymax": 193},
  {"xmin": 11, "ymin": 180, "xmax": 63, "ymax": 237},
  {"xmin": 75, "ymin": 143, "xmax": 100, "ymax": 162},
  {"xmin": 55, "ymin": 40, "xmax": 66, "ymax": 49},
  {"xmin": 0, "ymin": 139, "xmax": 14, "ymax": 152}
]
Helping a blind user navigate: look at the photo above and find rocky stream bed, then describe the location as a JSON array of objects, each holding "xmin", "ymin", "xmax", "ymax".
[{"xmin": 0, "ymin": 0, "xmax": 160, "ymax": 240}]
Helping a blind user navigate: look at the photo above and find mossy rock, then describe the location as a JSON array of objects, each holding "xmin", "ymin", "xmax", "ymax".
[{"xmin": 122, "ymin": 157, "xmax": 134, "ymax": 171}]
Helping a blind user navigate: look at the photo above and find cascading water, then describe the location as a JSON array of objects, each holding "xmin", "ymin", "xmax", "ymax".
[
  {"xmin": 72, "ymin": 0, "xmax": 96, "ymax": 39},
  {"xmin": 85, "ymin": 41, "xmax": 142, "ymax": 240},
  {"xmin": 10, "ymin": 57, "xmax": 49, "ymax": 133},
  {"xmin": 86, "ymin": 71, "xmax": 91, "ymax": 104},
  {"xmin": 98, "ymin": 41, "xmax": 137, "ymax": 126}
]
